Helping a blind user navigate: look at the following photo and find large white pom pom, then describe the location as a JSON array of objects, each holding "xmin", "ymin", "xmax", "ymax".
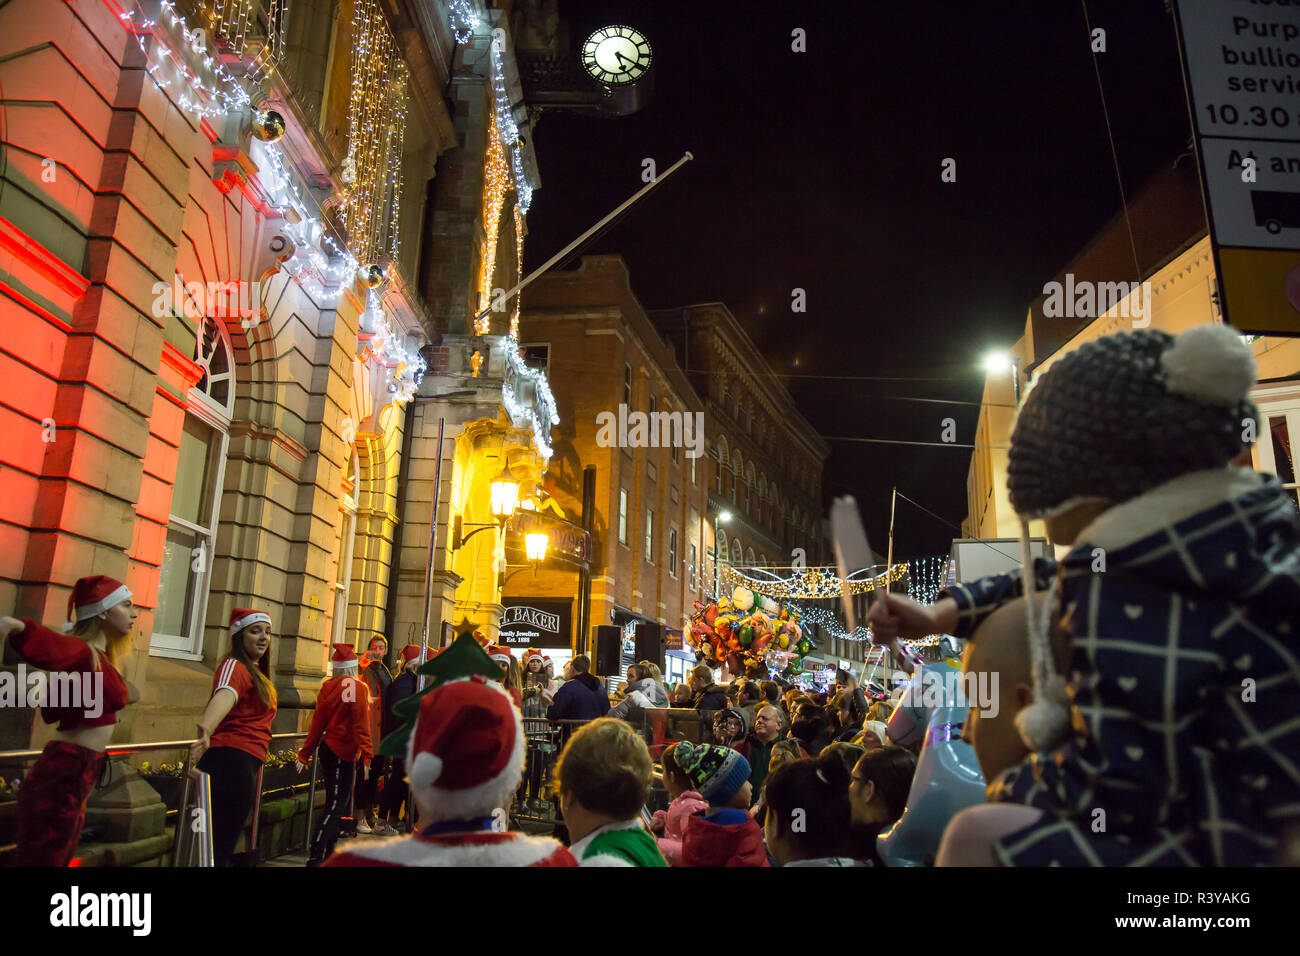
[
  {"xmin": 1015, "ymin": 673, "xmax": 1071, "ymax": 752},
  {"xmin": 1162, "ymin": 323, "xmax": 1256, "ymax": 406},
  {"xmin": 408, "ymin": 752, "xmax": 443, "ymax": 793}
]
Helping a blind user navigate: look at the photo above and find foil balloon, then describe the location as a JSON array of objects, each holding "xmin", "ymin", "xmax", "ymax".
[{"xmin": 876, "ymin": 661, "xmax": 985, "ymax": 866}]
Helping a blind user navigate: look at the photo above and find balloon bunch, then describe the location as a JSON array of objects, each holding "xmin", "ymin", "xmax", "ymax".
[{"xmin": 687, "ymin": 586, "xmax": 818, "ymax": 675}]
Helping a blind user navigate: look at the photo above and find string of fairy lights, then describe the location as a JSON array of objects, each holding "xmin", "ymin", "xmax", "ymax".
[
  {"xmin": 907, "ymin": 556, "xmax": 952, "ymax": 608},
  {"xmin": 721, "ymin": 563, "xmax": 908, "ymax": 600},
  {"xmin": 448, "ymin": 0, "xmax": 481, "ymax": 44},
  {"xmin": 119, "ymin": 0, "xmax": 426, "ymax": 403},
  {"xmin": 339, "ymin": 0, "xmax": 410, "ymax": 269},
  {"xmin": 720, "ymin": 557, "xmax": 953, "ymax": 648}
]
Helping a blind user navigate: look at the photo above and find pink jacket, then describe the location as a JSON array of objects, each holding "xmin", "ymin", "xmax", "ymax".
[{"xmin": 651, "ymin": 791, "xmax": 708, "ymax": 866}]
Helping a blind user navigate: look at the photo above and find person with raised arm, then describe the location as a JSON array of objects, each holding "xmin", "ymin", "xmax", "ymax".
[{"xmin": 0, "ymin": 576, "xmax": 136, "ymax": 866}]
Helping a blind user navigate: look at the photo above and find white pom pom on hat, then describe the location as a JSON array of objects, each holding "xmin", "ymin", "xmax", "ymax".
[
  {"xmin": 1161, "ymin": 323, "xmax": 1256, "ymax": 406},
  {"xmin": 1015, "ymin": 673, "xmax": 1072, "ymax": 752}
]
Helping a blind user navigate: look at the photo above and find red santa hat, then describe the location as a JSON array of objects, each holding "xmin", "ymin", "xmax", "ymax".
[
  {"xmin": 63, "ymin": 575, "xmax": 133, "ymax": 632},
  {"xmin": 401, "ymin": 644, "xmax": 440, "ymax": 665},
  {"xmin": 331, "ymin": 643, "xmax": 359, "ymax": 673},
  {"xmin": 521, "ymin": 648, "xmax": 544, "ymax": 668},
  {"xmin": 405, "ymin": 674, "xmax": 525, "ymax": 823},
  {"xmin": 230, "ymin": 607, "xmax": 272, "ymax": 636},
  {"xmin": 487, "ymin": 645, "xmax": 513, "ymax": 666}
]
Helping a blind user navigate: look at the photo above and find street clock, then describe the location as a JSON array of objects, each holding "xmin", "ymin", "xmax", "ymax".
[{"xmin": 580, "ymin": 25, "xmax": 652, "ymax": 87}]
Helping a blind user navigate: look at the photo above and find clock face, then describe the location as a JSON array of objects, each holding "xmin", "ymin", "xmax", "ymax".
[{"xmin": 581, "ymin": 25, "xmax": 652, "ymax": 86}]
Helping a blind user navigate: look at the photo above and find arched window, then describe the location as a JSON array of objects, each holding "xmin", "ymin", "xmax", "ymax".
[
  {"xmin": 745, "ymin": 547, "xmax": 755, "ymax": 567},
  {"xmin": 732, "ymin": 537, "xmax": 742, "ymax": 569},
  {"xmin": 152, "ymin": 317, "xmax": 235, "ymax": 658},
  {"xmin": 717, "ymin": 535, "xmax": 729, "ymax": 565},
  {"xmin": 758, "ymin": 552, "xmax": 768, "ymax": 567}
]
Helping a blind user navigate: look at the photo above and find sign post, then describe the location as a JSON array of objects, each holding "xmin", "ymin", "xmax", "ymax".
[{"xmin": 1174, "ymin": 0, "xmax": 1300, "ymax": 335}]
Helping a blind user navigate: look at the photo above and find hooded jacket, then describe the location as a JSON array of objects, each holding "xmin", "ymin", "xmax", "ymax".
[
  {"xmin": 681, "ymin": 807, "xmax": 769, "ymax": 867},
  {"xmin": 546, "ymin": 671, "xmax": 611, "ymax": 723},
  {"xmin": 948, "ymin": 468, "xmax": 1300, "ymax": 866},
  {"xmin": 693, "ymin": 683, "xmax": 728, "ymax": 713},
  {"xmin": 652, "ymin": 790, "xmax": 709, "ymax": 865},
  {"xmin": 607, "ymin": 677, "xmax": 669, "ymax": 722}
]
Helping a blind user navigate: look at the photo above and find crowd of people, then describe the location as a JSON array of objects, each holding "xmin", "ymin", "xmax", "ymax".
[{"xmin": 1, "ymin": 325, "xmax": 1298, "ymax": 868}]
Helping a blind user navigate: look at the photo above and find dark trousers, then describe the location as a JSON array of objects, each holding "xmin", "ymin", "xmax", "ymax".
[
  {"xmin": 197, "ymin": 746, "xmax": 261, "ymax": 867},
  {"xmin": 354, "ymin": 754, "xmax": 387, "ymax": 817},
  {"xmin": 17, "ymin": 740, "xmax": 106, "ymax": 867},
  {"xmin": 309, "ymin": 744, "xmax": 355, "ymax": 863},
  {"xmin": 377, "ymin": 757, "xmax": 407, "ymax": 823}
]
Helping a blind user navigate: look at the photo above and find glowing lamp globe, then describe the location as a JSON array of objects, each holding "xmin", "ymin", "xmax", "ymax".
[
  {"xmin": 490, "ymin": 472, "xmax": 519, "ymax": 519},
  {"xmin": 982, "ymin": 351, "xmax": 1012, "ymax": 375},
  {"xmin": 525, "ymin": 533, "xmax": 549, "ymax": 563}
]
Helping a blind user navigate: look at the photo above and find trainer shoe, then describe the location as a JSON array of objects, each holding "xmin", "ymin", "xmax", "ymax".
[{"xmin": 355, "ymin": 819, "xmax": 373, "ymax": 835}]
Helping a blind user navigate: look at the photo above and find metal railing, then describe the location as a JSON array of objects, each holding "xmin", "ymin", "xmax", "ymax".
[{"xmin": 0, "ymin": 732, "xmax": 315, "ymax": 866}]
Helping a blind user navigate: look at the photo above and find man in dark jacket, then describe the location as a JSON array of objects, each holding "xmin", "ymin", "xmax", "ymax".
[
  {"xmin": 376, "ymin": 644, "xmax": 425, "ymax": 832},
  {"xmin": 354, "ymin": 634, "xmax": 393, "ymax": 833},
  {"xmin": 745, "ymin": 704, "xmax": 783, "ymax": 800},
  {"xmin": 689, "ymin": 664, "xmax": 728, "ymax": 712},
  {"xmin": 547, "ymin": 655, "xmax": 610, "ymax": 725}
]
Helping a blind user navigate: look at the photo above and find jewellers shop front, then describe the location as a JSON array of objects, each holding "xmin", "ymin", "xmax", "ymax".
[{"xmin": 498, "ymin": 599, "xmax": 575, "ymax": 675}]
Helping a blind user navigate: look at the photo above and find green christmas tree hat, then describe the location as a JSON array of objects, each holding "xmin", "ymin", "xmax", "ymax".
[{"xmin": 377, "ymin": 634, "xmax": 505, "ymax": 757}]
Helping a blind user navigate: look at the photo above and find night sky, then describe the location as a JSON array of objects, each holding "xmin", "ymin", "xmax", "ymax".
[{"xmin": 522, "ymin": 0, "xmax": 1195, "ymax": 560}]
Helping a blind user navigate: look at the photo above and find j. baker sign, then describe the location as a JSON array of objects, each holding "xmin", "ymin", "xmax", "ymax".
[{"xmin": 498, "ymin": 600, "xmax": 572, "ymax": 649}]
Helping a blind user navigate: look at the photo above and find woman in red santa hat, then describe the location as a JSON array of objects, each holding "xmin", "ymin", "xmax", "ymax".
[
  {"xmin": 0, "ymin": 576, "xmax": 137, "ymax": 866},
  {"xmin": 487, "ymin": 644, "xmax": 523, "ymax": 708},
  {"xmin": 296, "ymin": 643, "xmax": 373, "ymax": 865},
  {"xmin": 188, "ymin": 607, "xmax": 277, "ymax": 866},
  {"xmin": 323, "ymin": 638, "xmax": 576, "ymax": 866}
]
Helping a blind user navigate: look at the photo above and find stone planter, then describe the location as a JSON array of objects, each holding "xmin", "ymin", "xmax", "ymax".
[{"xmin": 140, "ymin": 774, "xmax": 183, "ymax": 811}]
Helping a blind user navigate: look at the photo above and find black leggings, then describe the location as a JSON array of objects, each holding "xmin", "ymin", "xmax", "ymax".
[
  {"xmin": 377, "ymin": 757, "xmax": 408, "ymax": 823},
  {"xmin": 197, "ymin": 746, "xmax": 262, "ymax": 867},
  {"xmin": 309, "ymin": 744, "xmax": 355, "ymax": 863},
  {"xmin": 354, "ymin": 754, "xmax": 387, "ymax": 814}
]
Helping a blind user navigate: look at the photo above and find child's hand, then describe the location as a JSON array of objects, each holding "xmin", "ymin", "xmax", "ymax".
[{"xmin": 868, "ymin": 593, "xmax": 956, "ymax": 641}]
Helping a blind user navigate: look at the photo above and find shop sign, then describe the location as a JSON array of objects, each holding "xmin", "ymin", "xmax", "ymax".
[
  {"xmin": 510, "ymin": 509, "xmax": 591, "ymax": 567},
  {"xmin": 499, "ymin": 599, "xmax": 572, "ymax": 649}
]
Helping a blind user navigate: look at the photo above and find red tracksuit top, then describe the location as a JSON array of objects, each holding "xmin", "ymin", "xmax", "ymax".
[{"xmin": 298, "ymin": 675, "xmax": 373, "ymax": 764}]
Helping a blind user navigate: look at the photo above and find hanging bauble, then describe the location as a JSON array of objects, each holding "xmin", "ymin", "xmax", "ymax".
[
  {"xmin": 341, "ymin": 155, "xmax": 357, "ymax": 185},
  {"xmin": 362, "ymin": 263, "xmax": 386, "ymax": 288},
  {"xmin": 251, "ymin": 109, "xmax": 286, "ymax": 143}
]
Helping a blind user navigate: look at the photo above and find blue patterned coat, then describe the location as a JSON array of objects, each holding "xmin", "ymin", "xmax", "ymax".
[{"xmin": 942, "ymin": 469, "xmax": 1300, "ymax": 866}]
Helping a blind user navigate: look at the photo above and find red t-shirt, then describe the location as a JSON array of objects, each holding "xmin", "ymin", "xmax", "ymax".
[
  {"xmin": 12, "ymin": 620, "xmax": 128, "ymax": 730},
  {"xmin": 209, "ymin": 657, "xmax": 277, "ymax": 761}
]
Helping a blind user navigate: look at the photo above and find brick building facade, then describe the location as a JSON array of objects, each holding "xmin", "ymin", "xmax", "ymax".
[{"xmin": 0, "ymin": 0, "xmax": 551, "ymax": 757}]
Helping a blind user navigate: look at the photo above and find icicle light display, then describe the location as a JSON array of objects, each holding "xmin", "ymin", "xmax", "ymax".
[
  {"xmin": 339, "ymin": 0, "xmax": 410, "ymax": 267},
  {"xmin": 202, "ymin": 0, "xmax": 288, "ymax": 78}
]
